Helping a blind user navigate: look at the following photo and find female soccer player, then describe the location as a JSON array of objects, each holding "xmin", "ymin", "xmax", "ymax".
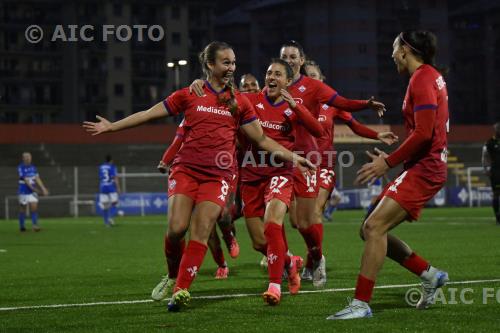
[
  {"xmin": 279, "ymin": 41, "xmax": 387, "ymax": 289},
  {"xmin": 83, "ymin": 41, "xmax": 314, "ymax": 312},
  {"xmin": 328, "ymin": 30, "xmax": 449, "ymax": 320},
  {"xmin": 299, "ymin": 60, "xmax": 398, "ymax": 285},
  {"xmin": 240, "ymin": 58, "xmax": 323, "ymax": 305}
]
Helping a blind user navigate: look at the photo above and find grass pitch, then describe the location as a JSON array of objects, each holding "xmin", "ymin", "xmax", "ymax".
[{"xmin": 1, "ymin": 207, "xmax": 499, "ymax": 332}]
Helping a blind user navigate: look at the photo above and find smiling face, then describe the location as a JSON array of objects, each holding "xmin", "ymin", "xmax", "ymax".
[
  {"xmin": 280, "ymin": 46, "xmax": 304, "ymax": 77},
  {"xmin": 392, "ymin": 36, "xmax": 409, "ymax": 75},
  {"xmin": 304, "ymin": 64, "xmax": 322, "ymax": 82},
  {"xmin": 208, "ymin": 48, "xmax": 236, "ymax": 85},
  {"xmin": 265, "ymin": 63, "xmax": 291, "ymax": 99},
  {"xmin": 240, "ymin": 74, "xmax": 260, "ymax": 93}
]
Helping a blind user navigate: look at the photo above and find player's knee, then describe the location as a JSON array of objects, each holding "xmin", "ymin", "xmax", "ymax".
[
  {"xmin": 361, "ymin": 218, "xmax": 385, "ymax": 240},
  {"xmin": 167, "ymin": 217, "xmax": 188, "ymax": 239}
]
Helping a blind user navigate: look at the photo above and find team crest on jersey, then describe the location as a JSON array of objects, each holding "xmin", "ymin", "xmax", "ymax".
[
  {"xmin": 256, "ymin": 103, "xmax": 264, "ymax": 109},
  {"xmin": 298, "ymin": 85, "xmax": 306, "ymax": 93},
  {"xmin": 169, "ymin": 180, "xmax": 176, "ymax": 190},
  {"xmin": 284, "ymin": 109, "xmax": 293, "ymax": 116},
  {"xmin": 319, "ymin": 115, "xmax": 327, "ymax": 122},
  {"xmin": 436, "ymin": 76, "xmax": 446, "ymax": 90},
  {"xmin": 322, "ymin": 104, "xmax": 329, "ymax": 110}
]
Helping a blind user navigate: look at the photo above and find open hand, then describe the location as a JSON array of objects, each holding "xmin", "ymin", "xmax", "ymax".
[
  {"xmin": 355, "ymin": 148, "xmax": 390, "ymax": 185},
  {"xmin": 189, "ymin": 79, "xmax": 206, "ymax": 97},
  {"xmin": 377, "ymin": 132, "xmax": 399, "ymax": 145},
  {"xmin": 367, "ymin": 96, "xmax": 386, "ymax": 118},
  {"xmin": 83, "ymin": 115, "xmax": 112, "ymax": 136}
]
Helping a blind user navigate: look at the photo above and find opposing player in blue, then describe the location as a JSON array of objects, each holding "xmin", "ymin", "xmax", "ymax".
[
  {"xmin": 18, "ymin": 152, "xmax": 49, "ymax": 232},
  {"xmin": 98, "ymin": 155, "xmax": 120, "ymax": 227}
]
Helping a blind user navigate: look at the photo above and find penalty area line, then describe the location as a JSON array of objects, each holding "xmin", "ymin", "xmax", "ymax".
[{"xmin": 1, "ymin": 278, "xmax": 500, "ymax": 312}]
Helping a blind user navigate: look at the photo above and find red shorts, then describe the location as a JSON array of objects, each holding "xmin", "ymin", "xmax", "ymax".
[
  {"xmin": 241, "ymin": 175, "xmax": 294, "ymax": 218},
  {"xmin": 378, "ymin": 168, "xmax": 445, "ymax": 221},
  {"xmin": 168, "ymin": 165, "xmax": 233, "ymax": 209},
  {"xmin": 293, "ymin": 168, "xmax": 319, "ymax": 198},
  {"xmin": 318, "ymin": 167, "xmax": 336, "ymax": 192}
]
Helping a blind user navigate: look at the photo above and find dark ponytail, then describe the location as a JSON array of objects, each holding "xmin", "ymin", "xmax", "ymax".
[
  {"xmin": 398, "ymin": 30, "xmax": 447, "ymax": 75},
  {"xmin": 199, "ymin": 41, "xmax": 239, "ymax": 114}
]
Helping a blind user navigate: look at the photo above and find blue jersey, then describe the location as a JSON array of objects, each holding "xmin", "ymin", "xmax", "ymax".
[
  {"xmin": 371, "ymin": 178, "xmax": 382, "ymax": 187},
  {"xmin": 99, "ymin": 163, "xmax": 117, "ymax": 193},
  {"xmin": 18, "ymin": 164, "xmax": 38, "ymax": 195}
]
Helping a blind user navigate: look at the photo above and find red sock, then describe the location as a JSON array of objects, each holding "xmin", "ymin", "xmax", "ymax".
[
  {"xmin": 354, "ymin": 274, "xmax": 375, "ymax": 303},
  {"xmin": 311, "ymin": 223, "xmax": 324, "ymax": 260},
  {"xmin": 210, "ymin": 245, "xmax": 226, "ymax": 267},
  {"xmin": 299, "ymin": 225, "xmax": 322, "ymax": 261},
  {"xmin": 402, "ymin": 252, "xmax": 429, "ymax": 276},
  {"xmin": 305, "ymin": 252, "xmax": 313, "ymax": 269},
  {"xmin": 281, "ymin": 224, "xmax": 289, "ymax": 253},
  {"xmin": 264, "ymin": 222, "xmax": 285, "ymax": 285},
  {"xmin": 164, "ymin": 236, "xmax": 185, "ymax": 279},
  {"xmin": 174, "ymin": 240, "xmax": 208, "ymax": 290}
]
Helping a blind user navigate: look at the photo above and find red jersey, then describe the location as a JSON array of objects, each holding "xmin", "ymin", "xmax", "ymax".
[
  {"xmin": 288, "ymin": 75, "xmax": 368, "ymax": 156},
  {"xmin": 386, "ymin": 64, "xmax": 449, "ymax": 183},
  {"xmin": 163, "ymin": 82, "xmax": 257, "ymax": 177},
  {"xmin": 317, "ymin": 104, "xmax": 352, "ymax": 168},
  {"xmin": 239, "ymin": 92, "xmax": 302, "ymax": 182}
]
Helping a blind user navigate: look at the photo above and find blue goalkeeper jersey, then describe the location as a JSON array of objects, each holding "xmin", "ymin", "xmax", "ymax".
[
  {"xmin": 18, "ymin": 163, "xmax": 38, "ymax": 195},
  {"xmin": 99, "ymin": 163, "xmax": 117, "ymax": 193}
]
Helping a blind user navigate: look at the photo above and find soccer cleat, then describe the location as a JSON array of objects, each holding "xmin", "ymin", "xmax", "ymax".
[
  {"xmin": 20, "ymin": 227, "xmax": 27, "ymax": 232},
  {"xmin": 215, "ymin": 266, "xmax": 229, "ymax": 279},
  {"xmin": 416, "ymin": 270, "xmax": 449, "ymax": 309},
  {"xmin": 32, "ymin": 225, "xmax": 41, "ymax": 232},
  {"xmin": 286, "ymin": 255, "xmax": 303, "ymax": 295},
  {"xmin": 167, "ymin": 288, "xmax": 191, "ymax": 312},
  {"xmin": 262, "ymin": 285, "xmax": 281, "ymax": 306},
  {"xmin": 109, "ymin": 218, "xmax": 115, "ymax": 226},
  {"xmin": 326, "ymin": 298, "xmax": 372, "ymax": 320},
  {"xmin": 301, "ymin": 267, "xmax": 313, "ymax": 281},
  {"xmin": 260, "ymin": 255, "xmax": 268, "ymax": 268},
  {"xmin": 228, "ymin": 237, "xmax": 240, "ymax": 258},
  {"xmin": 151, "ymin": 276, "xmax": 175, "ymax": 301},
  {"xmin": 312, "ymin": 255, "xmax": 327, "ymax": 288}
]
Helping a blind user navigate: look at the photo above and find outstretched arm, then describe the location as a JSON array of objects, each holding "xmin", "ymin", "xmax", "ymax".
[{"xmin": 83, "ymin": 102, "xmax": 168, "ymax": 135}]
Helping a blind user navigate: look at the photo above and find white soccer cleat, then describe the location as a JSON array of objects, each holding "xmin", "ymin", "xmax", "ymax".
[
  {"xmin": 301, "ymin": 267, "xmax": 313, "ymax": 281},
  {"xmin": 326, "ymin": 298, "xmax": 372, "ymax": 320},
  {"xmin": 416, "ymin": 269, "xmax": 449, "ymax": 309},
  {"xmin": 151, "ymin": 276, "xmax": 175, "ymax": 301},
  {"xmin": 312, "ymin": 255, "xmax": 327, "ymax": 288}
]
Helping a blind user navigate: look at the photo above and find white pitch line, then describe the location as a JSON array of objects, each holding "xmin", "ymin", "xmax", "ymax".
[{"xmin": 1, "ymin": 278, "xmax": 499, "ymax": 312}]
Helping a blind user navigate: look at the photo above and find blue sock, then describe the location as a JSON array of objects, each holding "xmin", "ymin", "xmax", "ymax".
[
  {"xmin": 31, "ymin": 212, "xmax": 38, "ymax": 226},
  {"xmin": 103, "ymin": 209, "xmax": 110, "ymax": 225},
  {"xmin": 19, "ymin": 212, "xmax": 26, "ymax": 229},
  {"xmin": 110, "ymin": 205, "xmax": 117, "ymax": 218}
]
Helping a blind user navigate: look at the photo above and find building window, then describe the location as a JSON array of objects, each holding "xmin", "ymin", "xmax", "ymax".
[
  {"xmin": 171, "ymin": 6, "xmax": 180, "ymax": 19},
  {"xmin": 114, "ymin": 84, "xmax": 124, "ymax": 96},
  {"xmin": 114, "ymin": 56, "xmax": 123, "ymax": 69},
  {"xmin": 172, "ymin": 32, "xmax": 181, "ymax": 45}
]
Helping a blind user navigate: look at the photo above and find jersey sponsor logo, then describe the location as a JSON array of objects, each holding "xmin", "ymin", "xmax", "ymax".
[
  {"xmin": 318, "ymin": 115, "xmax": 327, "ymax": 122},
  {"xmin": 298, "ymin": 85, "xmax": 306, "ymax": 93},
  {"xmin": 436, "ymin": 76, "xmax": 446, "ymax": 90},
  {"xmin": 284, "ymin": 109, "xmax": 293, "ymax": 117},
  {"xmin": 259, "ymin": 119, "xmax": 290, "ymax": 132},
  {"xmin": 256, "ymin": 103, "xmax": 264, "ymax": 110},
  {"xmin": 196, "ymin": 105, "xmax": 232, "ymax": 117}
]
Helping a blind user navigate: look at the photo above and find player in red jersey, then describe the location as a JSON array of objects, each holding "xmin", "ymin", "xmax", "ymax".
[
  {"xmin": 239, "ymin": 58, "xmax": 323, "ymax": 305},
  {"xmin": 328, "ymin": 31, "xmax": 450, "ymax": 320},
  {"xmin": 279, "ymin": 40, "xmax": 387, "ymax": 289},
  {"xmin": 83, "ymin": 41, "xmax": 314, "ymax": 312},
  {"xmin": 156, "ymin": 121, "xmax": 235, "ymax": 282},
  {"xmin": 299, "ymin": 60, "xmax": 398, "ymax": 285}
]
